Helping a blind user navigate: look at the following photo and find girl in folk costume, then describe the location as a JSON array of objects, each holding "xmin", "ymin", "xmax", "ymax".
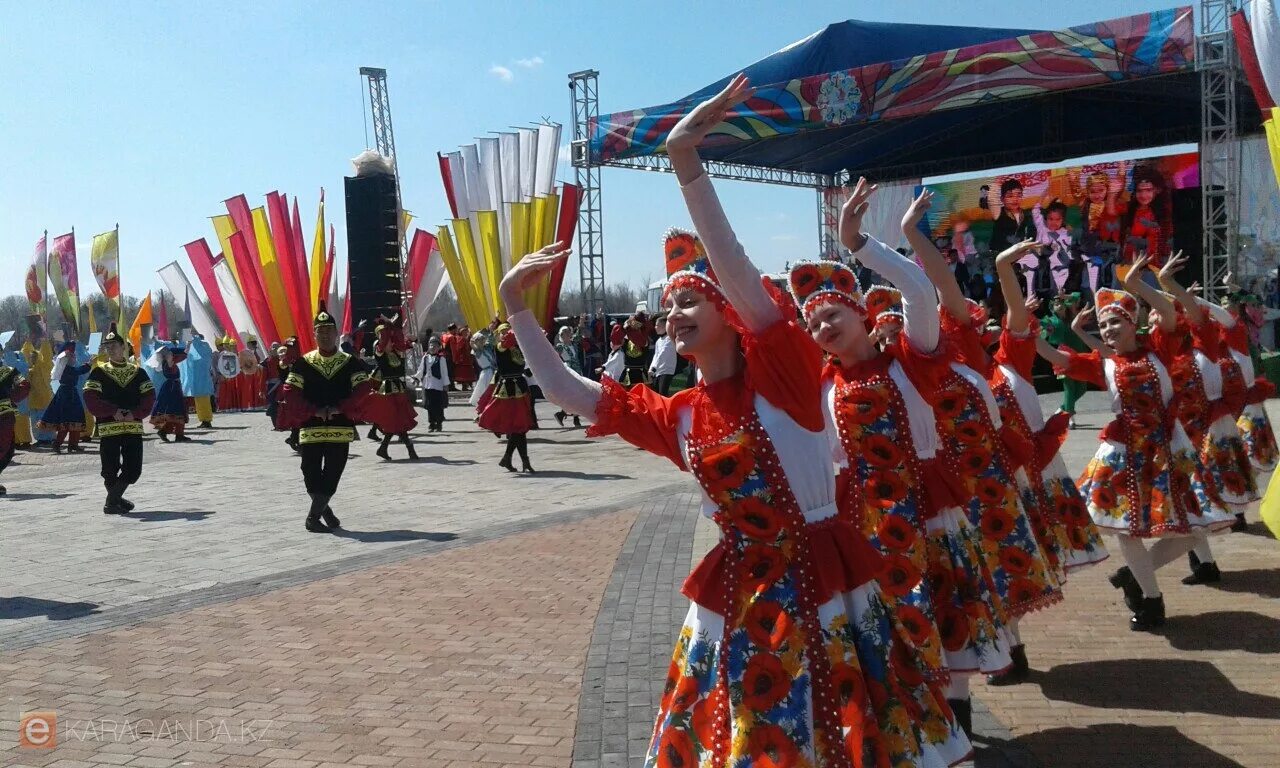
[
  {"xmin": 238, "ymin": 337, "xmax": 267, "ymax": 410},
  {"xmin": 909, "ymin": 201, "xmax": 1063, "ymax": 678},
  {"xmin": 793, "ymin": 182, "xmax": 1009, "ymax": 740},
  {"xmin": 214, "ymin": 337, "xmax": 242, "ymax": 412},
  {"xmin": 4, "ymin": 347, "xmax": 34, "ymax": 448},
  {"xmin": 501, "ymin": 76, "xmax": 971, "ymax": 768},
  {"xmin": 553, "ymin": 326, "xmax": 583, "ymax": 428},
  {"xmin": 39, "ymin": 341, "xmax": 91, "ymax": 453},
  {"xmin": 1149, "ymin": 262, "xmax": 1267, "ymax": 583},
  {"xmin": 451, "ymin": 324, "xmax": 477, "ymax": 390},
  {"xmin": 0, "ymin": 354, "xmax": 31, "ymax": 494},
  {"xmin": 147, "ymin": 343, "xmax": 192, "ymax": 442},
  {"xmin": 1212, "ymin": 273, "xmax": 1278, "ymax": 477},
  {"xmin": 616, "ymin": 317, "xmax": 650, "ymax": 387},
  {"xmin": 469, "ymin": 327, "xmax": 497, "ymax": 410},
  {"xmin": 368, "ymin": 313, "xmax": 419, "ymax": 460},
  {"xmin": 986, "ymin": 242, "xmax": 1109, "ymax": 683},
  {"xmin": 476, "ymin": 322, "xmax": 536, "ymax": 473},
  {"xmin": 1036, "ymin": 258, "xmax": 1235, "ymax": 630}
]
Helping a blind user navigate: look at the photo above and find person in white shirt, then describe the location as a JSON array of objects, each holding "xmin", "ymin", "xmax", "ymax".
[
  {"xmin": 417, "ymin": 337, "xmax": 451, "ymax": 432},
  {"xmin": 648, "ymin": 315, "xmax": 677, "ymax": 395}
]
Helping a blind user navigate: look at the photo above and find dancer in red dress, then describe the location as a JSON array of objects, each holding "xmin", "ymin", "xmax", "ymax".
[
  {"xmin": 367, "ymin": 313, "xmax": 419, "ymax": 461},
  {"xmin": 476, "ymin": 322, "xmax": 535, "ymax": 472}
]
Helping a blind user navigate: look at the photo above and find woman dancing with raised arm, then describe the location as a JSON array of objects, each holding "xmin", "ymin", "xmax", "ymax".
[
  {"xmin": 791, "ymin": 182, "xmax": 1009, "ymax": 743},
  {"xmin": 1035, "ymin": 255, "xmax": 1234, "ymax": 630},
  {"xmin": 500, "ymin": 75, "xmax": 969, "ymax": 768}
]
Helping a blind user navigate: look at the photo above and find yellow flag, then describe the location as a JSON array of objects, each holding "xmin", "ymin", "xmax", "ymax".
[
  {"xmin": 86, "ymin": 302, "xmax": 97, "ymax": 334},
  {"xmin": 1265, "ymin": 108, "xmax": 1280, "ymax": 191},
  {"xmin": 436, "ymin": 226, "xmax": 485, "ymax": 329},
  {"xmin": 211, "ymin": 215, "xmax": 243, "ymax": 290},
  {"xmin": 251, "ymin": 207, "xmax": 297, "ymax": 339},
  {"xmin": 309, "ymin": 195, "xmax": 326, "ymax": 316}
]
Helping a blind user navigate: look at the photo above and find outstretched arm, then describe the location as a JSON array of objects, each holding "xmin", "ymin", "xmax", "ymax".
[
  {"xmin": 666, "ymin": 74, "xmax": 778, "ymax": 334},
  {"xmin": 1035, "ymin": 336, "xmax": 1071, "ymax": 368},
  {"xmin": 1155, "ymin": 251, "xmax": 1203, "ymax": 325},
  {"xmin": 1123, "ymin": 253, "xmax": 1176, "ymax": 333},
  {"xmin": 499, "ymin": 244, "xmax": 602, "ymax": 419},
  {"xmin": 1070, "ymin": 306, "xmax": 1109, "ymax": 355},
  {"xmin": 994, "ymin": 240, "xmax": 1040, "ymax": 334},
  {"xmin": 903, "ymin": 188, "xmax": 969, "ymax": 325}
]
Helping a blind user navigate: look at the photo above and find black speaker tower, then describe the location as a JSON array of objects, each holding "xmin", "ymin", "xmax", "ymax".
[{"xmin": 344, "ymin": 171, "xmax": 402, "ymax": 330}]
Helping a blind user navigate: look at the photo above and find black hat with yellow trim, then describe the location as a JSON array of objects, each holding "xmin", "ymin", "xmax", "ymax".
[
  {"xmin": 314, "ymin": 302, "xmax": 337, "ymax": 329},
  {"xmin": 103, "ymin": 322, "xmax": 125, "ymax": 345}
]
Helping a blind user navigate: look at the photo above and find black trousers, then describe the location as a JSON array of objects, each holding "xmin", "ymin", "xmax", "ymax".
[
  {"xmin": 100, "ymin": 435, "xmax": 144, "ymax": 488},
  {"xmin": 424, "ymin": 389, "xmax": 446, "ymax": 427},
  {"xmin": 654, "ymin": 374, "xmax": 674, "ymax": 396},
  {"xmin": 300, "ymin": 442, "xmax": 349, "ymax": 497}
]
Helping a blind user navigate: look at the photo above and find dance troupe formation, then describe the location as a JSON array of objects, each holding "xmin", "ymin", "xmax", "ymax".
[{"xmin": 483, "ymin": 77, "xmax": 1276, "ymax": 768}]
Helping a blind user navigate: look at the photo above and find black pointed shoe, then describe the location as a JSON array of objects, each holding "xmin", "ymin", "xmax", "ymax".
[
  {"xmin": 1130, "ymin": 595, "xmax": 1166, "ymax": 632},
  {"xmin": 947, "ymin": 697, "xmax": 973, "ymax": 739},
  {"xmin": 320, "ymin": 506, "xmax": 342, "ymax": 530},
  {"xmin": 987, "ymin": 644, "xmax": 1030, "ymax": 686},
  {"xmin": 305, "ymin": 514, "xmax": 332, "ymax": 533},
  {"xmin": 1109, "ymin": 566, "xmax": 1144, "ymax": 612},
  {"xmin": 1181, "ymin": 560, "xmax": 1221, "ymax": 585}
]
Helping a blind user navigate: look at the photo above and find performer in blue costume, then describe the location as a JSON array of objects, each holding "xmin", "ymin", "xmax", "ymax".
[
  {"xmin": 38, "ymin": 341, "xmax": 91, "ymax": 453},
  {"xmin": 3, "ymin": 346, "xmax": 33, "ymax": 447},
  {"xmin": 182, "ymin": 334, "xmax": 215, "ymax": 428},
  {"xmin": 148, "ymin": 343, "xmax": 191, "ymax": 442}
]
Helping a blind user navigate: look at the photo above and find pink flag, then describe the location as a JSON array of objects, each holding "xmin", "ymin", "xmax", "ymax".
[
  {"xmin": 290, "ymin": 196, "xmax": 311, "ymax": 315},
  {"xmin": 156, "ymin": 293, "xmax": 170, "ymax": 340},
  {"xmin": 183, "ymin": 239, "xmax": 238, "ymax": 341},
  {"xmin": 229, "ymin": 230, "xmax": 280, "ymax": 344},
  {"xmin": 267, "ymin": 192, "xmax": 312, "ymax": 347},
  {"xmin": 546, "ymin": 184, "xmax": 582, "ymax": 324},
  {"xmin": 341, "ymin": 270, "xmax": 352, "ymax": 336}
]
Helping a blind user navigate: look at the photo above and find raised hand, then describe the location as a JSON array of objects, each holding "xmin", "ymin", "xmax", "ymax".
[
  {"xmin": 1025, "ymin": 296, "xmax": 1042, "ymax": 315},
  {"xmin": 996, "ymin": 239, "xmax": 1039, "ymax": 267},
  {"xmin": 1158, "ymin": 250, "xmax": 1187, "ymax": 282},
  {"xmin": 901, "ymin": 188, "xmax": 933, "ymax": 232},
  {"xmin": 1073, "ymin": 305, "xmax": 1096, "ymax": 329},
  {"xmin": 838, "ymin": 176, "xmax": 878, "ymax": 252},
  {"xmin": 666, "ymin": 74, "xmax": 752, "ymax": 153},
  {"xmin": 500, "ymin": 242, "xmax": 571, "ymax": 311},
  {"xmin": 1124, "ymin": 253, "xmax": 1150, "ymax": 287}
]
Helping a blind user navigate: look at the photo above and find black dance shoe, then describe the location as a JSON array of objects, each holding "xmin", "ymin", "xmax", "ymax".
[
  {"xmin": 986, "ymin": 644, "xmax": 1030, "ymax": 686},
  {"xmin": 1231, "ymin": 513, "xmax": 1249, "ymax": 533},
  {"xmin": 1109, "ymin": 566, "xmax": 1144, "ymax": 612},
  {"xmin": 1181, "ymin": 560, "xmax": 1221, "ymax": 585},
  {"xmin": 1130, "ymin": 595, "xmax": 1166, "ymax": 631},
  {"xmin": 947, "ymin": 697, "xmax": 973, "ymax": 739},
  {"xmin": 305, "ymin": 514, "xmax": 332, "ymax": 533},
  {"xmin": 320, "ymin": 507, "xmax": 342, "ymax": 530},
  {"xmin": 498, "ymin": 459, "xmax": 516, "ymax": 473}
]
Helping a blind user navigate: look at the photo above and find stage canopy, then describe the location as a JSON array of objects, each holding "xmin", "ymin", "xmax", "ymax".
[{"xmin": 590, "ymin": 7, "xmax": 1262, "ymax": 181}]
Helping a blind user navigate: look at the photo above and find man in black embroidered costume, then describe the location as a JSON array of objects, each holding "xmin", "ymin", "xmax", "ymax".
[
  {"xmin": 83, "ymin": 324, "xmax": 156, "ymax": 514},
  {"xmin": 277, "ymin": 304, "xmax": 375, "ymax": 533}
]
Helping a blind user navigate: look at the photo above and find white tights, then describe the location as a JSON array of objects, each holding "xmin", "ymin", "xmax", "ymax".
[
  {"xmin": 1191, "ymin": 528, "xmax": 1215, "ymax": 563},
  {"xmin": 1116, "ymin": 533, "xmax": 1198, "ymax": 598}
]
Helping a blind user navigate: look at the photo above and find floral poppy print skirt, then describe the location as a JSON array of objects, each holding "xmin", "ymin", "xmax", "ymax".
[
  {"xmin": 1196, "ymin": 416, "xmax": 1261, "ymax": 512},
  {"xmin": 646, "ymin": 583, "xmax": 971, "ymax": 768},
  {"xmin": 1039, "ymin": 455, "xmax": 1108, "ymax": 572},
  {"xmin": 1238, "ymin": 404, "xmax": 1278, "ymax": 473},
  {"xmin": 922, "ymin": 509, "xmax": 1012, "ymax": 676},
  {"xmin": 1079, "ymin": 438, "xmax": 1237, "ymax": 537}
]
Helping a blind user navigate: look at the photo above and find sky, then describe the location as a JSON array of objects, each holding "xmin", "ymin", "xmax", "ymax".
[{"xmin": 0, "ymin": 0, "xmax": 1195, "ymax": 304}]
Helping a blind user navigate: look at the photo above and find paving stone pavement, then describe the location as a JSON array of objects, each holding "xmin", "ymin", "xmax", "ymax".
[{"xmin": 1, "ymin": 391, "xmax": 1277, "ymax": 767}]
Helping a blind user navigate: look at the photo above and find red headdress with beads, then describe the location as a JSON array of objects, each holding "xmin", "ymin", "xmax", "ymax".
[
  {"xmin": 662, "ymin": 228, "xmax": 721, "ymax": 305},
  {"xmin": 863, "ymin": 285, "xmax": 904, "ymax": 331},
  {"xmin": 788, "ymin": 261, "xmax": 863, "ymax": 321},
  {"xmin": 1096, "ymin": 288, "xmax": 1138, "ymax": 324}
]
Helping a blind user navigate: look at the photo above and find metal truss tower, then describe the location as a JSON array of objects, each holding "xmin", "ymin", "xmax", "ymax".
[
  {"xmin": 1198, "ymin": 0, "xmax": 1242, "ymax": 302},
  {"xmin": 569, "ymin": 69, "xmax": 606, "ymax": 316},
  {"xmin": 359, "ymin": 66, "xmax": 414, "ymax": 333}
]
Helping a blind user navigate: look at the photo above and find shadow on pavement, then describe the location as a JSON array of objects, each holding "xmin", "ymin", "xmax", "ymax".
[
  {"xmin": 1035, "ymin": 659, "xmax": 1280, "ymax": 717},
  {"xmin": 331, "ymin": 529, "xmax": 459, "ymax": 544},
  {"xmin": 527, "ymin": 437, "xmax": 594, "ymax": 446},
  {"xmin": 1008, "ymin": 724, "xmax": 1245, "ymax": 768},
  {"xmin": 3, "ymin": 492, "xmax": 74, "ymax": 500},
  {"xmin": 402, "ymin": 456, "xmax": 478, "ymax": 466},
  {"xmin": 0, "ymin": 596, "xmax": 101, "ymax": 621},
  {"xmin": 1236, "ymin": 521, "xmax": 1277, "ymax": 540},
  {"xmin": 516, "ymin": 470, "xmax": 631, "ymax": 480},
  {"xmin": 1205, "ymin": 568, "xmax": 1280, "ymax": 599},
  {"xmin": 126, "ymin": 511, "xmax": 217, "ymax": 522},
  {"xmin": 1161, "ymin": 610, "xmax": 1280, "ymax": 653}
]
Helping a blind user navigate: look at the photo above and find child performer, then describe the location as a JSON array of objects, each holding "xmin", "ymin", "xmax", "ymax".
[
  {"xmin": 39, "ymin": 341, "xmax": 91, "ymax": 453},
  {"xmin": 418, "ymin": 336, "xmax": 450, "ymax": 432},
  {"xmin": 1035, "ymin": 256, "xmax": 1235, "ymax": 630},
  {"xmin": 368, "ymin": 314, "xmax": 419, "ymax": 461},
  {"xmin": 83, "ymin": 325, "xmax": 156, "ymax": 515},
  {"xmin": 277, "ymin": 306, "xmax": 376, "ymax": 532},
  {"xmin": 553, "ymin": 326, "xmax": 583, "ymax": 426}
]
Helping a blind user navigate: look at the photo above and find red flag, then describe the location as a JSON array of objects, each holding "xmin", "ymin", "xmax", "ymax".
[
  {"xmin": 183, "ymin": 239, "xmax": 238, "ymax": 339},
  {"xmin": 290, "ymin": 196, "xmax": 311, "ymax": 321},
  {"xmin": 321, "ymin": 224, "xmax": 336, "ymax": 303},
  {"xmin": 156, "ymin": 292, "xmax": 170, "ymax": 340},
  {"xmin": 545, "ymin": 184, "xmax": 581, "ymax": 324},
  {"xmin": 407, "ymin": 229, "xmax": 433, "ymax": 299},
  {"xmin": 1233, "ymin": 11, "xmax": 1278, "ymax": 110},
  {"xmin": 229, "ymin": 230, "xmax": 280, "ymax": 344},
  {"xmin": 341, "ymin": 270, "xmax": 353, "ymax": 336},
  {"xmin": 223, "ymin": 195, "xmax": 271, "ymax": 310},
  {"xmin": 267, "ymin": 191, "xmax": 313, "ymax": 348},
  {"xmin": 438, "ymin": 152, "xmax": 459, "ymax": 218}
]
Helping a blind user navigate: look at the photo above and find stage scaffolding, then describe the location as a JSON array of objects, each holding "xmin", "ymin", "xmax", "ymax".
[{"xmin": 569, "ymin": 0, "xmax": 1249, "ymax": 303}]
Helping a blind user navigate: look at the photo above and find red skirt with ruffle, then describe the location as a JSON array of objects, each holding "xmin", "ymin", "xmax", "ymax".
[
  {"xmin": 477, "ymin": 393, "xmax": 533, "ymax": 435},
  {"xmin": 365, "ymin": 391, "xmax": 418, "ymax": 434}
]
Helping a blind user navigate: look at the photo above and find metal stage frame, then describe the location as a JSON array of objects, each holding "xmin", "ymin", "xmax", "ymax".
[{"xmin": 568, "ymin": 0, "xmax": 1251, "ymax": 310}]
